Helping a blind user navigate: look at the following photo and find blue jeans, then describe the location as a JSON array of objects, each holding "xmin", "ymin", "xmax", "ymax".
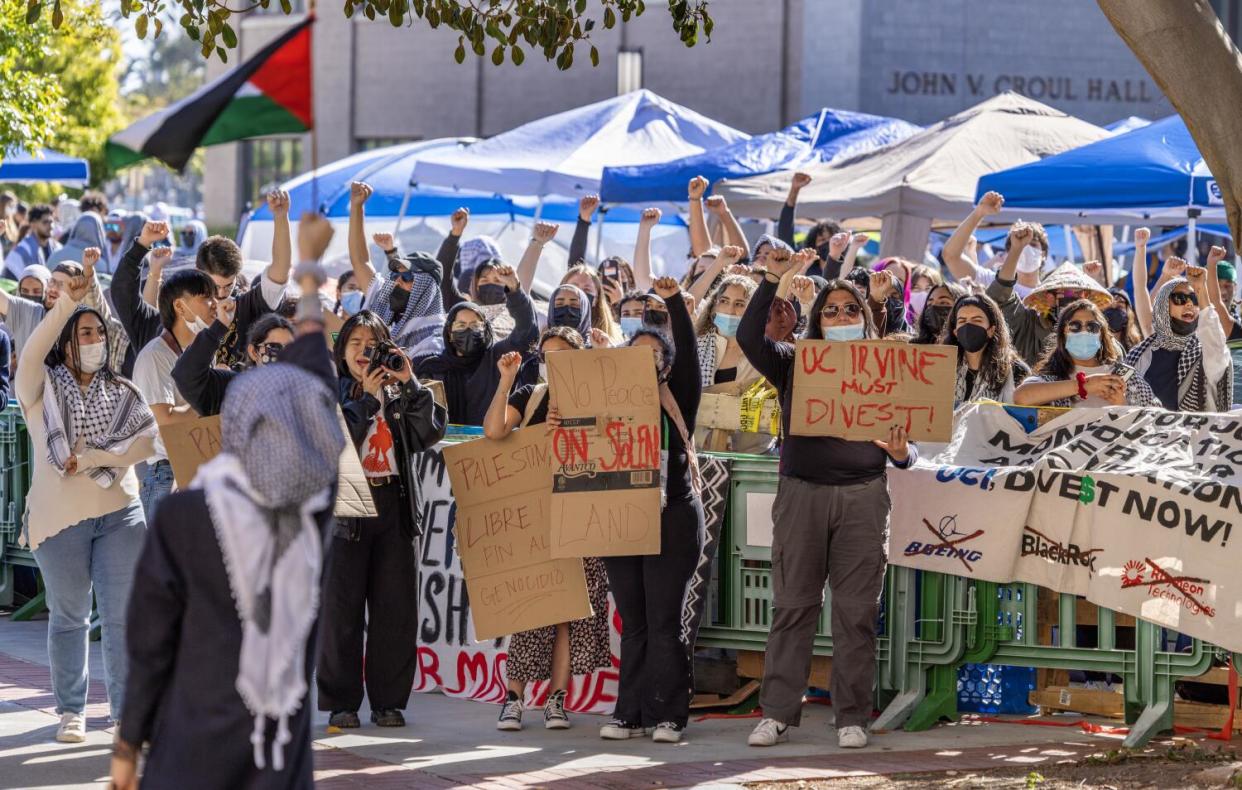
[
  {"xmin": 32, "ymin": 503, "xmax": 147, "ymax": 720},
  {"xmin": 140, "ymin": 460, "xmax": 174, "ymax": 523}
]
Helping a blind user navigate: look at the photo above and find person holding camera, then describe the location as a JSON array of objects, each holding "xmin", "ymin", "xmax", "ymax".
[{"xmin": 317, "ymin": 310, "xmax": 447, "ymax": 731}]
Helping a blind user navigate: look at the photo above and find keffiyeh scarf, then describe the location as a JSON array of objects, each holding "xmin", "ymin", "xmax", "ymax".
[
  {"xmin": 42, "ymin": 365, "xmax": 155, "ymax": 488},
  {"xmin": 1124, "ymin": 278, "xmax": 1232, "ymax": 412},
  {"xmin": 369, "ymin": 269, "xmax": 444, "ymax": 353}
]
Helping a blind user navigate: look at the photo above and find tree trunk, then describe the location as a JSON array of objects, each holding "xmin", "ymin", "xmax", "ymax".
[{"xmin": 1098, "ymin": 0, "xmax": 1242, "ymax": 244}]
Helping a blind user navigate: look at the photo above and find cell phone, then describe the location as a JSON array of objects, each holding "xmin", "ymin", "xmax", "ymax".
[
  {"xmin": 151, "ymin": 239, "xmax": 171, "ymax": 249},
  {"xmin": 1111, "ymin": 361, "xmax": 1136, "ymax": 382}
]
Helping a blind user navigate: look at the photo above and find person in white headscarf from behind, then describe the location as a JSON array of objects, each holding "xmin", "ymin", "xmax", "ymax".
[{"xmin": 114, "ymin": 346, "xmax": 344, "ymax": 789}]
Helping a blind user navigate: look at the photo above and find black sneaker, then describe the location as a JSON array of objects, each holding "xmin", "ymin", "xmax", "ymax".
[
  {"xmin": 497, "ymin": 690, "xmax": 524, "ymax": 731},
  {"xmin": 599, "ymin": 718, "xmax": 648, "ymax": 739},
  {"xmin": 543, "ymin": 689, "xmax": 570, "ymax": 730},
  {"xmin": 328, "ymin": 711, "xmax": 360, "ymax": 730},
  {"xmin": 370, "ymin": 708, "xmax": 406, "ymax": 727}
]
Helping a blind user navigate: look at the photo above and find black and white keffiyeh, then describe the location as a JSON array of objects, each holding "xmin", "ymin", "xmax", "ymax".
[
  {"xmin": 197, "ymin": 363, "xmax": 344, "ymax": 772},
  {"xmin": 42, "ymin": 364, "xmax": 155, "ymax": 488},
  {"xmin": 1124, "ymin": 278, "xmax": 1233, "ymax": 412}
]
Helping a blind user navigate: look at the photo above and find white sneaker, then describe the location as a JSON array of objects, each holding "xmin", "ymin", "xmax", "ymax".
[
  {"xmin": 496, "ymin": 692, "xmax": 524, "ymax": 731},
  {"xmin": 56, "ymin": 712, "xmax": 86, "ymax": 743},
  {"xmin": 599, "ymin": 719, "xmax": 648, "ymax": 740},
  {"xmin": 837, "ymin": 724, "xmax": 868, "ymax": 749},
  {"xmin": 747, "ymin": 717, "xmax": 789, "ymax": 746},
  {"xmin": 651, "ymin": 722, "xmax": 683, "ymax": 743}
]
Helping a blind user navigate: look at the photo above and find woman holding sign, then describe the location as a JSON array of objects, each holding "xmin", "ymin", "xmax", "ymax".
[
  {"xmin": 596, "ymin": 276, "xmax": 704, "ymax": 745},
  {"xmin": 482, "ymin": 329, "xmax": 613, "ymax": 732},
  {"xmin": 1014, "ymin": 299, "xmax": 1158, "ymax": 408},
  {"xmin": 318, "ymin": 311, "xmax": 448, "ymax": 731},
  {"xmin": 736, "ymin": 249, "xmax": 916, "ymax": 751},
  {"xmin": 16, "ymin": 250, "xmax": 156, "ymax": 744}
]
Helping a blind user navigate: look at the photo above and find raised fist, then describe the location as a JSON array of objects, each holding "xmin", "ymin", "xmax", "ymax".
[
  {"xmin": 639, "ymin": 207, "xmax": 662, "ymax": 228},
  {"xmin": 267, "ymin": 189, "xmax": 290, "ymax": 216},
  {"xmin": 652, "ymin": 276, "xmax": 680, "ymax": 299},
  {"xmin": 372, "ymin": 232, "xmax": 395, "ymax": 252},
  {"xmin": 578, "ymin": 194, "xmax": 600, "ymax": 223},
  {"xmin": 450, "ymin": 207, "xmax": 469, "ymax": 236},
  {"xmin": 705, "ymin": 195, "xmax": 727, "ymax": 215},
  {"xmin": 791, "ymin": 172, "xmax": 812, "ymax": 190},
  {"xmin": 139, "ymin": 220, "xmax": 169, "ymax": 248},
  {"xmin": 977, "ymin": 191, "xmax": 1004, "ymax": 216},
  {"xmin": 349, "ymin": 181, "xmax": 373, "ymax": 208},
  {"xmin": 688, "ymin": 176, "xmax": 708, "ymax": 200},
  {"xmin": 532, "ymin": 221, "xmax": 559, "ymax": 245},
  {"xmin": 1134, "ymin": 227, "xmax": 1151, "ymax": 245}
]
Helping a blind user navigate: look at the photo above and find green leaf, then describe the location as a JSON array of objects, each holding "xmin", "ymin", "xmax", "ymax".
[
  {"xmin": 511, "ymin": 44, "xmax": 524, "ymax": 65},
  {"xmin": 51, "ymin": 0, "xmax": 62, "ymax": 28},
  {"xmin": 703, "ymin": 14, "xmax": 713, "ymax": 37},
  {"xmin": 604, "ymin": 7, "xmax": 615, "ymax": 28},
  {"xmin": 120, "ymin": 0, "xmax": 132, "ymax": 16},
  {"xmin": 26, "ymin": 1, "xmax": 42, "ymax": 26},
  {"xmin": 426, "ymin": 5, "xmax": 439, "ymax": 26},
  {"xmin": 472, "ymin": 35, "xmax": 485, "ymax": 56},
  {"xmin": 217, "ymin": 46, "xmax": 228, "ymax": 63},
  {"xmin": 491, "ymin": 44, "xmax": 504, "ymax": 65},
  {"xmin": 389, "ymin": 0, "xmax": 403, "ymax": 26},
  {"xmin": 343, "ymin": 0, "xmax": 354, "ymax": 19},
  {"xmin": 590, "ymin": 44, "xmax": 598, "ymax": 67},
  {"xmin": 364, "ymin": 5, "xmax": 375, "ymax": 20},
  {"xmin": 454, "ymin": 40, "xmax": 466, "ymax": 63},
  {"xmin": 154, "ymin": 17, "xmax": 163, "ymax": 37},
  {"xmin": 136, "ymin": 13, "xmax": 149, "ymax": 39},
  {"xmin": 221, "ymin": 23, "xmax": 237, "ymax": 48},
  {"xmin": 281, "ymin": 0, "xmax": 293, "ymax": 14},
  {"xmin": 186, "ymin": 23, "xmax": 200, "ymax": 40},
  {"xmin": 575, "ymin": 0, "xmax": 586, "ymax": 12}
]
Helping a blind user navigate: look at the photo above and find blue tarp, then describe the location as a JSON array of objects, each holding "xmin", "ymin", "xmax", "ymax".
[
  {"xmin": 975, "ymin": 115, "xmax": 1223, "ymax": 224},
  {"xmin": 0, "ymin": 149, "xmax": 90, "ymax": 186},
  {"xmin": 599, "ymin": 108, "xmax": 920, "ymax": 203},
  {"xmin": 412, "ymin": 89, "xmax": 748, "ymax": 198}
]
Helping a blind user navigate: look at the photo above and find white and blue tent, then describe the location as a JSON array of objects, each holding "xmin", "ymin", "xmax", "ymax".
[
  {"xmin": 0, "ymin": 149, "xmax": 90, "ymax": 186},
  {"xmin": 599, "ymin": 108, "xmax": 920, "ymax": 203}
]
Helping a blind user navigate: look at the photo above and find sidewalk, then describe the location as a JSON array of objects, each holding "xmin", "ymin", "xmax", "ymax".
[{"xmin": 0, "ymin": 616, "xmax": 1194, "ymax": 789}]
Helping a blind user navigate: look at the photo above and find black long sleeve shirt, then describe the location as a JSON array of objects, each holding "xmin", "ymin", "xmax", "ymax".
[
  {"xmin": 436, "ymin": 233, "xmax": 468, "ymax": 311},
  {"xmin": 661, "ymin": 291, "xmax": 702, "ymax": 501},
  {"xmin": 569, "ymin": 217, "xmax": 591, "ymax": 268},
  {"xmin": 737, "ymin": 278, "xmax": 916, "ymax": 485},
  {"xmin": 170, "ymin": 320, "xmax": 235, "ymax": 417},
  {"xmin": 112, "ymin": 241, "xmax": 162, "ymax": 359}
]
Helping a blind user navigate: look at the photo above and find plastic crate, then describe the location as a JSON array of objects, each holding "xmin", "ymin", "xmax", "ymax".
[
  {"xmin": 738, "ymin": 562, "xmax": 832, "ymax": 636},
  {"xmin": 957, "ymin": 662, "xmax": 1037, "ymax": 714},
  {"xmin": 0, "ymin": 407, "xmax": 32, "ymax": 547}
]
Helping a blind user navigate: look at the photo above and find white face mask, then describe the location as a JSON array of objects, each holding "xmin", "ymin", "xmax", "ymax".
[
  {"xmin": 908, "ymin": 290, "xmax": 929, "ymax": 318},
  {"xmin": 185, "ymin": 316, "xmax": 210, "ymax": 336},
  {"xmin": 1016, "ymin": 246, "xmax": 1044, "ymax": 274},
  {"xmin": 77, "ymin": 341, "xmax": 106, "ymax": 374}
]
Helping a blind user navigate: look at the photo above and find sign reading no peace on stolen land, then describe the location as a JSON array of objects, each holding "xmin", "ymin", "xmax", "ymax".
[
  {"xmin": 790, "ymin": 339, "xmax": 956, "ymax": 442},
  {"xmin": 547, "ymin": 346, "xmax": 663, "ymax": 558},
  {"xmin": 443, "ymin": 426, "xmax": 591, "ymax": 642}
]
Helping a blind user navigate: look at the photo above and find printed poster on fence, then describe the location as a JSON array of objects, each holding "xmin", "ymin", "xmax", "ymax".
[
  {"xmin": 443, "ymin": 427, "xmax": 591, "ymax": 641},
  {"xmin": 789, "ymin": 340, "xmax": 955, "ymax": 442},
  {"xmin": 547, "ymin": 346, "xmax": 662, "ymax": 558},
  {"xmin": 890, "ymin": 402, "xmax": 1242, "ymax": 654}
]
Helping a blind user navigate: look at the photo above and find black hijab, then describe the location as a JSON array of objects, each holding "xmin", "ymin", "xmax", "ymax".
[{"xmin": 414, "ymin": 302, "xmax": 525, "ymax": 425}]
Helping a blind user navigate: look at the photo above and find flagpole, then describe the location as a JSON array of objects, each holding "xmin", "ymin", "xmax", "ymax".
[{"xmin": 309, "ymin": 0, "xmax": 319, "ymax": 214}]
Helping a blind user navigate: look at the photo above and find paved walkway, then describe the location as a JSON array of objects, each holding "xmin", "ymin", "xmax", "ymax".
[{"xmin": 0, "ymin": 616, "xmax": 1211, "ymax": 789}]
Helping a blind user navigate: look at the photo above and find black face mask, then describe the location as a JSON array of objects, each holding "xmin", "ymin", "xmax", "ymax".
[
  {"xmin": 551, "ymin": 305, "xmax": 584, "ymax": 329},
  {"xmin": 451, "ymin": 327, "xmax": 486, "ymax": 356},
  {"xmin": 388, "ymin": 286, "xmax": 410, "ymax": 317},
  {"xmin": 955, "ymin": 323, "xmax": 990, "ymax": 353},
  {"xmin": 475, "ymin": 283, "xmax": 507, "ymax": 306},
  {"xmin": 923, "ymin": 305, "xmax": 951, "ymax": 335},
  {"xmin": 1171, "ymin": 316, "xmax": 1198, "ymax": 336},
  {"xmin": 1104, "ymin": 306, "xmax": 1128, "ymax": 334},
  {"xmin": 643, "ymin": 310, "xmax": 668, "ymax": 327}
]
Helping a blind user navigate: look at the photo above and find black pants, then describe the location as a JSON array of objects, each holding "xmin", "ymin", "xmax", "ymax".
[
  {"xmin": 603, "ymin": 496, "xmax": 704, "ymax": 729},
  {"xmin": 316, "ymin": 482, "xmax": 419, "ymax": 712}
]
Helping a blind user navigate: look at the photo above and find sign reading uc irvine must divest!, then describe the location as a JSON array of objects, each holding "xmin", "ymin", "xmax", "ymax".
[
  {"xmin": 789, "ymin": 340, "xmax": 956, "ymax": 442},
  {"xmin": 547, "ymin": 346, "xmax": 662, "ymax": 558},
  {"xmin": 442, "ymin": 426, "xmax": 591, "ymax": 642}
]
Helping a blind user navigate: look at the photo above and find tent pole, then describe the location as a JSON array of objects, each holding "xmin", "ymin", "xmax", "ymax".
[
  {"xmin": 1063, "ymin": 225, "xmax": 1074, "ymax": 264},
  {"xmin": 394, "ymin": 180, "xmax": 414, "ymax": 235},
  {"xmin": 1187, "ymin": 211, "xmax": 1199, "ymax": 265},
  {"xmin": 593, "ymin": 206, "xmax": 605, "ymax": 265}
]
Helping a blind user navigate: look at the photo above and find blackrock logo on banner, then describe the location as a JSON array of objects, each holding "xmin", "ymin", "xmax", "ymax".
[
  {"xmin": 1021, "ymin": 526, "xmax": 1102, "ymax": 571},
  {"xmin": 903, "ymin": 514, "xmax": 985, "ymax": 571}
]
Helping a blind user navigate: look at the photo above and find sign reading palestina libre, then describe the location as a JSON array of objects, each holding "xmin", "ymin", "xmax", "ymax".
[
  {"xmin": 790, "ymin": 340, "xmax": 956, "ymax": 442},
  {"xmin": 547, "ymin": 346, "xmax": 663, "ymax": 558},
  {"xmin": 443, "ymin": 426, "xmax": 591, "ymax": 642},
  {"xmin": 890, "ymin": 402, "xmax": 1242, "ymax": 654}
]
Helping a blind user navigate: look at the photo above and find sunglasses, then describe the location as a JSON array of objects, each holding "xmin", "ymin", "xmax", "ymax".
[
  {"xmin": 1170, "ymin": 292, "xmax": 1199, "ymax": 306},
  {"xmin": 1066, "ymin": 320, "xmax": 1103, "ymax": 334},
  {"xmin": 390, "ymin": 269, "xmax": 417, "ymax": 284},
  {"xmin": 821, "ymin": 303, "xmax": 862, "ymax": 319}
]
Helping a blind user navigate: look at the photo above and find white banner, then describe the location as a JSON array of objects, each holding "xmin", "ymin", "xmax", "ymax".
[{"xmin": 891, "ymin": 403, "xmax": 1242, "ymax": 653}]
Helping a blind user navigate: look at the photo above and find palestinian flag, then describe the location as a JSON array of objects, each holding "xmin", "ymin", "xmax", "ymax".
[{"xmin": 107, "ymin": 18, "xmax": 313, "ymax": 172}]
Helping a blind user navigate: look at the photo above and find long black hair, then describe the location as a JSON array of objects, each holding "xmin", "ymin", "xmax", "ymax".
[
  {"xmin": 804, "ymin": 279, "xmax": 876, "ymax": 340},
  {"xmin": 938, "ymin": 294, "xmax": 1021, "ymax": 391},
  {"xmin": 627, "ymin": 327, "xmax": 675, "ymax": 381},
  {"xmin": 44, "ymin": 306, "xmax": 115, "ymax": 382},
  {"xmin": 333, "ymin": 310, "xmax": 396, "ymax": 393},
  {"xmin": 1034, "ymin": 298, "xmax": 1124, "ymax": 381}
]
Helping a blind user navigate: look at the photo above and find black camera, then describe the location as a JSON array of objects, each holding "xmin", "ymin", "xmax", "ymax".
[{"xmin": 363, "ymin": 343, "xmax": 405, "ymax": 374}]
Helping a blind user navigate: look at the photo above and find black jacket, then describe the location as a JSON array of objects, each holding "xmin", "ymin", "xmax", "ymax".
[
  {"xmin": 111, "ymin": 241, "xmax": 163, "ymax": 375},
  {"xmin": 170, "ymin": 319, "xmax": 233, "ymax": 417}
]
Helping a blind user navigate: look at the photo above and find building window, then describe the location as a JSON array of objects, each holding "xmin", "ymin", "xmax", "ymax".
[
  {"xmin": 252, "ymin": 0, "xmax": 306, "ymax": 14},
  {"xmin": 356, "ymin": 137, "xmax": 423, "ymax": 152},
  {"xmin": 241, "ymin": 136, "xmax": 303, "ymax": 207},
  {"xmin": 617, "ymin": 49, "xmax": 643, "ymax": 95}
]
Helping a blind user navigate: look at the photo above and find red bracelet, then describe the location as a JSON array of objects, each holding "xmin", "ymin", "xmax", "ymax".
[{"xmin": 1075, "ymin": 371, "xmax": 1088, "ymax": 400}]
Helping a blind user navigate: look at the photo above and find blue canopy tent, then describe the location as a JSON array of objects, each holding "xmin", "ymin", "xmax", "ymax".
[
  {"xmin": 599, "ymin": 108, "xmax": 921, "ymax": 203},
  {"xmin": 975, "ymin": 115, "xmax": 1225, "ymax": 261},
  {"xmin": 0, "ymin": 149, "xmax": 90, "ymax": 186},
  {"xmin": 411, "ymin": 89, "xmax": 748, "ymax": 198}
]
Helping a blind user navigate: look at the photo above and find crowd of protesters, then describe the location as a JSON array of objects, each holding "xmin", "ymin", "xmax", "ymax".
[{"xmin": 0, "ymin": 172, "xmax": 1234, "ymax": 788}]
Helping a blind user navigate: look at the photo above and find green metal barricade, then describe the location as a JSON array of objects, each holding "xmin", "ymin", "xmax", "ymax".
[{"xmin": 0, "ymin": 403, "xmax": 35, "ymax": 611}]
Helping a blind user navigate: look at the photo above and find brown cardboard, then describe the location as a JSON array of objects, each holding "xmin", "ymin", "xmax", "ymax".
[
  {"xmin": 160, "ymin": 415, "xmax": 222, "ymax": 489},
  {"xmin": 789, "ymin": 340, "xmax": 956, "ymax": 442},
  {"xmin": 419, "ymin": 378, "xmax": 447, "ymax": 411},
  {"xmin": 443, "ymin": 426, "xmax": 591, "ymax": 642},
  {"xmin": 546, "ymin": 346, "xmax": 662, "ymax": 558}
]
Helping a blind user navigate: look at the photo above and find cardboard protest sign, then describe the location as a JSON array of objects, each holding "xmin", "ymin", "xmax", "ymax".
[
  {"xmin": 443, "ymin": 427, "xmax": 591, "ymax": 641},
  {"xmin": 547, "ymin": 346, "xmax": 662, "ymax": 558},
  {"xmin": 790, "ymin": 340, "xmax": 955, "ymax": 442},
  {"xmin": 890, "ymin": 403, "xmax": 1242, "ymax": 654},
  {"xmin": 160, "ymin": 415, "xmax": 222, "ymax": 489}
]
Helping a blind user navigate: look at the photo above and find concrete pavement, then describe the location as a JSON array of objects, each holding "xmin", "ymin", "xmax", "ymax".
[{"xmin": 0, "ymin": 616, "xmax": 1194, "ymax": 789}]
